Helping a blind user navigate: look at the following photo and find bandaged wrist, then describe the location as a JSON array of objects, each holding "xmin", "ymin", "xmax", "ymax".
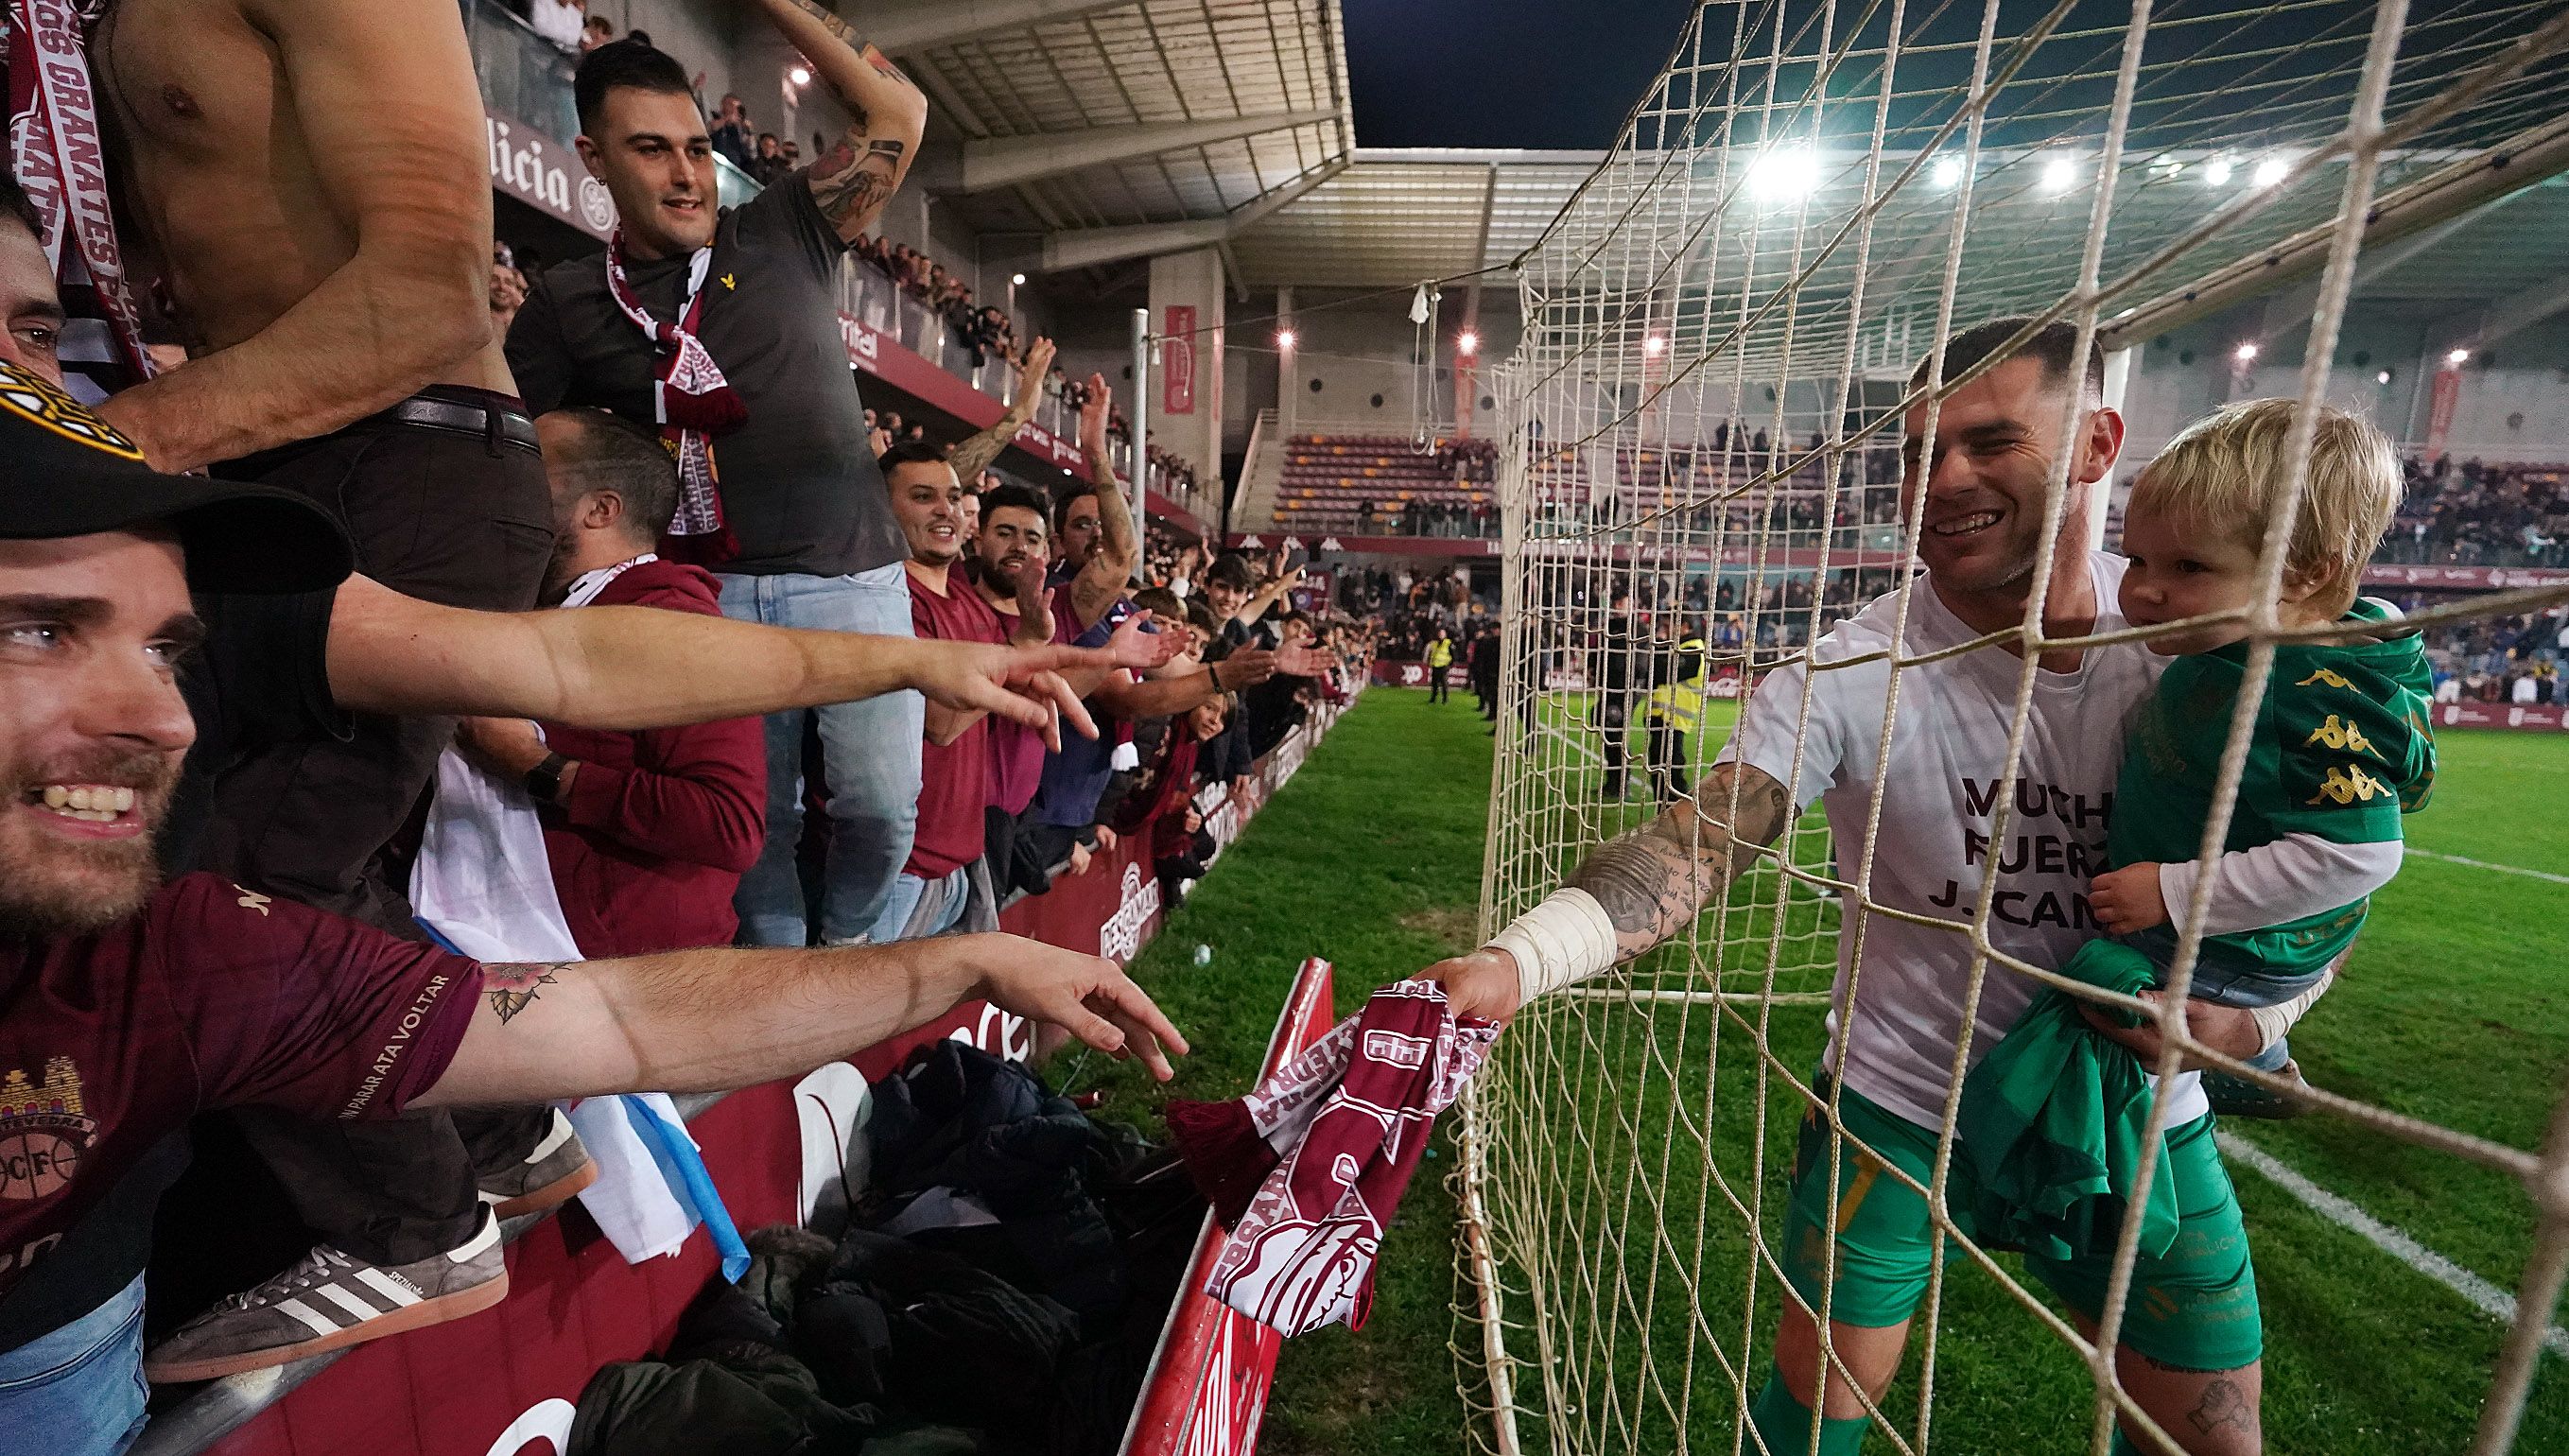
[
  {"xmin": 1484, "ymin": 887, "xmax": 1621, "ymax": 1004},
  {"xmin": 2248, "ymin": 968, "xmax": 2335, "ymax": 1051}
]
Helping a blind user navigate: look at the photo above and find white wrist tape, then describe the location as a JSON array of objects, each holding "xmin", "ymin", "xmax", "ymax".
[
  {"xmin": 2248, "ymin": 968, "xmax": 2335, "ymax": 1052},
  {"xmin": 1484, "ymin": 887, "xmax": 1621, "ymax": 1005}
]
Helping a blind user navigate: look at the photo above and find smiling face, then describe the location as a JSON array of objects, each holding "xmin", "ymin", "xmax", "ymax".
[
  {"xmin": 1900, "ymin": 355, "xmax": 2119, "ymax": 602},
  {"xmin": 889, "ymin": 459, "xmax": 968, "ymax": 566},
  {"xmin": 0, "ymin": 532, "xmax": 199, "ymax": 939},
  {"xmin": 975, "ymin": 503, "xmax": 1049, "ymax": 581},
  {"xmin": 1187, "ymin": 697, "xmax": 1227, "ymax": 740},
  {"xmin": 2116, "ymin": 489, "xmax": 2325, "ymax": 655},
  {"xmin": 578, "ymin": 85, "xmax": 719, "ymax": 258}
]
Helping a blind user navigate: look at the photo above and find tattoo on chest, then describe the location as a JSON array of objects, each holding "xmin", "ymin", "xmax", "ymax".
[{"xmin": 485, "ymin": 963, "xmax": 566, "ymax": 1026}]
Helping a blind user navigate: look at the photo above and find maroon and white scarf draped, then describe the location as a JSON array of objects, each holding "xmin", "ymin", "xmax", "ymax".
[
  {"xmin": 7, "ymin": 0, "xmax": 159, "ymax": 398},
  {"xmin": 602, "ymin": 229, "xmax": 746, "ymax": 563},
  {"xmin": 1167, "ymin": 979, "xmax": 1499, "ymax": 1337}
]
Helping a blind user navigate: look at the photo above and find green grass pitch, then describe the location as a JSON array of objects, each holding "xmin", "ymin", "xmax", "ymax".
[{"xmin": 1068, "ymin": 690, "xmax": 2568, "ymax": 1453}]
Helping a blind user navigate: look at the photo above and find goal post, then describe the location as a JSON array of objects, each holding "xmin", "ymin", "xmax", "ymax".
[{"xmin": 1457, "ymin": 2, "xmax": 2569, "ymax": 1453}]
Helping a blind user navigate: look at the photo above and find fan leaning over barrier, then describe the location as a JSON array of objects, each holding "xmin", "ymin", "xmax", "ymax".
[{"xmin": 1432, "ymin": 320, "xmax": 2301, "ymax": 1456}]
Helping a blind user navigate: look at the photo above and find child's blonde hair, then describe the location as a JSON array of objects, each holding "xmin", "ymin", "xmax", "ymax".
[{"xmin": 2129, "ymin": 398, "xmax": 2400, "ymax": 615}]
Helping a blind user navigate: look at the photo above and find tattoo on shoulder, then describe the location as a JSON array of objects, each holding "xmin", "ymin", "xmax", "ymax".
[{"xmin": 484, "ymin": 962, "xmax": 565, "ymax": 1026}]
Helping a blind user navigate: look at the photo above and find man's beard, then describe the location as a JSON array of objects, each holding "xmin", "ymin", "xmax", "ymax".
[{"xmin": 0, "ymin": 750, "xmax": 177, "ymax": 942}]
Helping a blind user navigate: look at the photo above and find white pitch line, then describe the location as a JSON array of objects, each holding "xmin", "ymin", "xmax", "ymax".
[
  {"xmin": 2404, "ymin": 847, "xmax": 2569, "ymax": 887},
  {"xmin": 2217, "ymin": 1132, "xmax": 2569, "ymax": 1360}
]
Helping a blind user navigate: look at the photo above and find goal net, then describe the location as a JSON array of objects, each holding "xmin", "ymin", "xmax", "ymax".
[{"xmin": 1458, "ymin": 2, "xmax": 2569, "ymax": 1453}]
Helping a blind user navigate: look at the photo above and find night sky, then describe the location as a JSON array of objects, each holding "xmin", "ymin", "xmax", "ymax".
[{"xmin": 1342, "ymin": 0, "xmax": 1699, "ymax": 149}]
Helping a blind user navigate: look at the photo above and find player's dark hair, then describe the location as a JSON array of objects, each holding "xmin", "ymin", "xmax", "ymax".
[
  {"xmin": 1908, "ymin": 315, "xmax": 2106, "ymax": 401},
  {"xmin": 545, "ymin": 407, "xmax": 681, "ymax": 541},
  {"xmin": 1132, "ymin": 586, "xmax": 1184, "ymax": 618},
  {"xmin": 1204, "ymin": 553, "xmax": 1257, "ymax": 593},
  {"xmin": 981, "ymin": 482, "xmax": 1052, "ymax": 528},
  {"xmin": 574, "ymin": 41, "xmax": 696, "ymax": 137},
  {"xmin": 877, "ymin": 439, "xmax": 953, "ymax": 485}
]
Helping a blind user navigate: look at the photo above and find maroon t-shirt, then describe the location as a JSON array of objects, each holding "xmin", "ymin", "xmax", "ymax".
[
  {"xmin": 0, "ymin": 874, "xmax": 480, "ymax": 1345},
  {"xmin": 985, "ymin": 581, "xmax": 1092, "ymax": 817},
  {"xmin": 907, "ymin": 567, "xmax": 1010, "ymax": 877}
]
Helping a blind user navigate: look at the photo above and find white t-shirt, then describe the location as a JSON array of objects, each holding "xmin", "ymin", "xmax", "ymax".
[
  {"xmin": 1718, "ymin": 551, "xmax": 2206, "ymax": 1131},
  {"xmin": 2512, "ymin": 674, "xmax": 2539, "ymax": 704}
]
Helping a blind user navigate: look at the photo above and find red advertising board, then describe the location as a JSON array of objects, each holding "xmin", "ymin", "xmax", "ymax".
[
  {"xmin": 1116, "ymin": 958, "xmax": 1339, "ymax": 1456},
  {"xmin": 1164, "ymin": 305, "xmax": 1198, "ymax": 414},
  {"xmin": 2433, "ymin": 701, "xmax": 2567, "ymax": 732}
]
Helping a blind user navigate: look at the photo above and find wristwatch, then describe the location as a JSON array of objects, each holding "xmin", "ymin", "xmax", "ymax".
[{"xmin": 525, "ymin": 751, "xmax": 572, "ymax": 805}]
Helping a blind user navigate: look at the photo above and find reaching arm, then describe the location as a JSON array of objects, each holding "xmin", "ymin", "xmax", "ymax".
[
  {"xmin": 758, "ymin": 0, "xmax": 929, "ymax": 244},
  {"xmin": 1068, "ymin": 374, "xmax": 1140, "ymax": 630},
  {"xmin": 96, "ymin": 0, "xmax": 496, "ymax": 470},
  {"xmin": 1431, "ymin": 761, "xmax": 1792, "ymax": 1021},
  {"xmin": 414, "ymin": 931, "xmax": 1189, "ymax": 1108},
  {"xmin": 325, "ymin": 574, "xmax": 1101, "ymax": 739},
  {"xmin": 949, "ymin": 338, "xmax": 1056, "ymax": 482}
]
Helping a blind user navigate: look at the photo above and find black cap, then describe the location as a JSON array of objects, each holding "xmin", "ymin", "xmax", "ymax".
[{"xmin": 0, "ymin": 363, "xmax": 353, "ymax": 594}]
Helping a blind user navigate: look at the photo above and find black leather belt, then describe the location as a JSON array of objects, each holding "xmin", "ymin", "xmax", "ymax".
[{"xmin": 372, "ymin": 394, "xmax": 541, "ymax": 452}]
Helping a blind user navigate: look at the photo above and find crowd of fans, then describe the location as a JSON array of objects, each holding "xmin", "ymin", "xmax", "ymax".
[
  {"xmin": 2409, "ymin": 604, "xmax": 2569, "ymax": 702},
  {"xmin": 2381, "ymin": 454, "xmax": 2569, "ymax": 567}
]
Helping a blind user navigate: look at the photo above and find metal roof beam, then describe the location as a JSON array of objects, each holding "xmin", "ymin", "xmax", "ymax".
[
  {"xmin": 866, "ymin": 0, "xmax": 1137, "ymax": 54},
  {"xmin": 1033, "ymin": 157, "xmax": 1349, "ymax": 272},
  {"xmin": 959, "ymin": 111, "xmax": 1336, "ymax": 193}
]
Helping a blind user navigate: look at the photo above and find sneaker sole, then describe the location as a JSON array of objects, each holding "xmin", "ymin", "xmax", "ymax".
[
  {"xmin": 144, "ymin": 1269, "xmax": 512, "ymax": 1384},
  {"xmin": 490, "ymin": 1156, "xmax": 599, "ymax": 1221}
]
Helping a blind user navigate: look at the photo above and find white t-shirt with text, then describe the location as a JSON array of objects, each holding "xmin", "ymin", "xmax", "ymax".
[{"xmin": 1718, "ymin": 551, "xmax": 2207, "ymax": 1130}]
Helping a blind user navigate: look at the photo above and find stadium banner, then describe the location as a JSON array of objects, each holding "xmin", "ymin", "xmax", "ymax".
[
  {"xmin": 169, "ymin": 698, "xmax": 1357, "ymax": 1456},
  {"xmin": 486, "ymin": 109, "xmax": 613, "ymax": 239},
  {"xmin": 1164, "ymin": 305, "xmax": 1197, "ymax": 413},
  {"xmin": 2432, "ymin": 701, "xmax": 2567, "ymax": 732},
  {"xmin": 1115, "ymin": 957, "xmax": 1339, "ymax": 1456},
  {"xmin": 2363, "ymin": 563, "xmax": 2569, "ymax": 590}
]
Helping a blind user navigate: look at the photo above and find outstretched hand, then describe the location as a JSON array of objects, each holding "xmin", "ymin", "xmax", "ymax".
[
  {"xmin": 916, "ymin": 641, "xmax": 1125, "ymax": 750},
  {"xmin": 959, "ymin": 933, "xmax": 1190, "ymax": 1081},
  {"xmin": 1108, "ymin": 612, "xmax": 1188, "ymax": 670},
  {"xmin": 1425, "ymin": 945, "xmax": 1524, "ymax": 1025},
  {"xmin": 1078, "ymin": 372, "xmax": 1113, "ymax": 455},
  {"xmin": 1275, "ymin": 642, "xmax": 1338, "ymax": 678}
]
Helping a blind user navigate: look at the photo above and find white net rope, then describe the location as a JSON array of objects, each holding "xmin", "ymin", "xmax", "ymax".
[{"xmin": 1456, "ymin": 2, "xmax": 2569, "ymax": 1453}]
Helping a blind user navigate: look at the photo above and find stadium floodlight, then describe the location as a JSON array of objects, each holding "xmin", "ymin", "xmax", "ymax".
[
  {"xmin": 2234, "ymin": 341, "xmax": 2258, "ymax": 362},
  {"xmin": 2205, "ymin": 157, "xmax": 2234, "ymax": 186},
  {"xmin": 2039, "ymin": 153, "xmax": 2076, "ymax": 193},
  {"xmin": 1458, "ymin": 330, "xmax": 1480, "ymax": 356},
  {"xmin": 1276, "ymin": 328, "xmax": 1297, "ymax": 352},
  {"xmin": 1931, "ymin": 156, "xmax": 1963, "ymax": 188},
  {"xmin": 1746, "ymin": 147, "xmax": 1821, "ymax": 200},
  {"xmin": 2252, "ymin": 156, "xmax": 2288, "ymax": 188},
  {"xmin": 789, "ymin": 65, "xmax": 812, "ymax": 86},
  {"xmin": 1012, "ymin": 272, "xmax": 1027, "ymax": 286},
  {"xmin": 2447, "ymin": 347, "xmax": 2472, "ymax": 366},
  {"xmin": 2376, "ymin": 369, "xmax": 2394, "ymax": 385},
  {"xmin": 1641, "ymin": 334, "xmax": 1666, "ymax": 357}
]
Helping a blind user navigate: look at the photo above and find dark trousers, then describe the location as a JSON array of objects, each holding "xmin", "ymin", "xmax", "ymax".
[
  {"xmin": 1647, "ymin": 720, "xmax": 1691, "ymax": 800},
  {"xmin": 194, "ymin": 392, "xmax": 556, "ymax": 1266},
  {"xmin": 1429, "ymin": 665, "xmax": 1451, "ymax": 702},
  {"xmin": 1596, "ymin": 693, "xmax": 1633, "ymax": 796}
]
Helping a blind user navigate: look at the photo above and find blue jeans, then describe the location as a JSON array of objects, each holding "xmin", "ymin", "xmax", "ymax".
[
  {"xmin": 863, "ymin": 865, "xmax": 970, "ymax": 945},
  {"xmin": 0, "ymin": 1274, "xmax": 148, "ymax": 1456},
  {"xmin": 716, "ymin": 563, "xmax": 924, "ymax": 945}
]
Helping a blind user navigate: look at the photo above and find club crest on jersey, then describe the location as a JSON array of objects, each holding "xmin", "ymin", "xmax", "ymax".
[
  {"xmin": 0, "ymin": 1057, "xmax": 97, "ymax": 1202},
  {"xmin": 2295, "ymin": 667, "xmax": 2355, "ymax": 690},
  {"xmin": 2301, "ymin": 714, "xmax": 2375, "ymax": 755},
  {"xmin": 2305, "ymin": 764, "xmax": 2392, "ymax": 806}
]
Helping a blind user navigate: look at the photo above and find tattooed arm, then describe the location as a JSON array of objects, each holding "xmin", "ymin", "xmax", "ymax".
[
  {"xmin": 1067, "ymin": 373, "xmax": 1141, "ymax": 631},
  {"xmin": 752, "ymin": 0, "xmax": 928, "ymax": 242},
  {"xmin": 414, "ymin": 934, "xmax": 1189, "ymax": 1107},
  {"xmin": 948, "ymin": 338, "xmax": 1057, "ymax": 483},
  {"xmin": 1430, "ymin": 761, "xmax": 1793, "ymax": 1021}
]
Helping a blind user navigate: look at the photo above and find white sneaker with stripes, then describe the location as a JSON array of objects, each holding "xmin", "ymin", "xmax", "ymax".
[{"xmin": 143, "ymin": 1205, "xmax": 508, "ymax": 1383}]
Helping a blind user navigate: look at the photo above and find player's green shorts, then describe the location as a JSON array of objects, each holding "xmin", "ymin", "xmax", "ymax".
[{"xmin": 1780, "ymin": 1081, "xmax": 2261, "ymax": 1372}]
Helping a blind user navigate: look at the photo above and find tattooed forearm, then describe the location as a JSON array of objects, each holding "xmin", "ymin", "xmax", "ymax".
[
  {"xmin": 781, "ymin": 0, "xmax": 858, "ymax": 44},
  {"xmin": 484, "ymin": 962, "xmax": 566, "ymax": 1026},
  {"xmin": 1566, "ymin": 762, "xmax": 1790, "ymax": 959}
]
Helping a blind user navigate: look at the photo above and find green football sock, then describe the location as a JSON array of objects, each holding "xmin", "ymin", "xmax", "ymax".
[{"xmin": 1748, "ymin": 1371, "xmax": 1870, "ymax": 1455}]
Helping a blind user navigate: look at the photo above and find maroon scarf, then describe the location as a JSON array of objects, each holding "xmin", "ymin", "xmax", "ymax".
[
  {"xmin": 8, "ymin": 0, "xmax": 158, "ymax": 395},
  {"xmin": 603, "ymin": 228, "xmax": 747, "ymax": 564},
  {"xmin": 1168, "ymin": 979, "xmax": 1499, "ymax": 1336}
]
